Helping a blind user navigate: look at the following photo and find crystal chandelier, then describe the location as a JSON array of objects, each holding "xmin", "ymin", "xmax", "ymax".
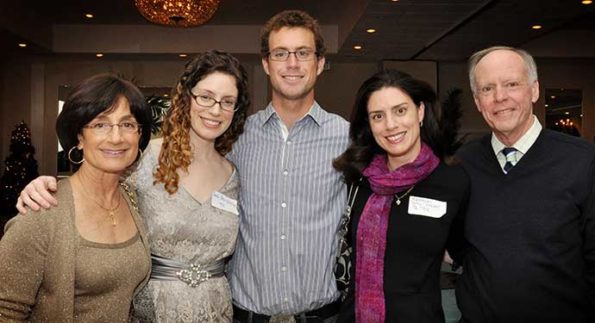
[{"xmin": 134, "ymin": 0, "xmax": 221, "ymax": 27}]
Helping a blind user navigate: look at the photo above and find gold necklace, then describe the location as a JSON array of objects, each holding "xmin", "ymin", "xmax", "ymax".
[
  {"xmin": 394, "ymin": 186, "xmax": 415, "ymax": 206},
  {"xmin": 75, "ymin": 176, "xmax": 122, "ymax": 226}
]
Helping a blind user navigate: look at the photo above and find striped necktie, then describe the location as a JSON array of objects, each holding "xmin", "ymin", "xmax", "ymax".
[{"xmin": 501, "ymin": 147, "xmax": 517, "ymax": 174}]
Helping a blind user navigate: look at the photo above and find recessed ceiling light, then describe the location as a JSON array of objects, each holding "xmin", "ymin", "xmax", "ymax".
[
  {"xmin": 545, "ymin": 104, "xmax": 549, "ymax": 107},
  {"xmin": 564, "ymin": 112, "xmax": 570, "ymax": 115},
  {"xmin": 531, "ymin": 25, "xmax": 542, "ymax": 30},
  {"xmin": 391, "ymin": 0, "xmax": 399, "ymax": 2},
  {"xmin": 582, "ymin": 0, "xmax": 592, "ymax": 5},
  {"xmin": 366, "ymin": 28, "xmax": 376, "ymax": 33},
  {"xmin": 85, "ymin": 13, "xmax": 94, "ymax": 19},
  {"xmin": 96, "ymin": 53, "xmax": 104, "ymax": 58},
  {"xmin": 179, "ymin": 54, "xmax": 188, "ymax": 58},
  {"xmin": 353, "ymin": 45, "xmax": 363, "ymax": 50},
  {"xmin": 550, "ymin": 95, "xmax": 556, "ymax": 99},
  {"xmin": 164, "ymin": 94, "xmax": 169, "ymax": 97},
  {"xmin": 18, "ymin": 43, "xmax": 27, "ymax": 48}
]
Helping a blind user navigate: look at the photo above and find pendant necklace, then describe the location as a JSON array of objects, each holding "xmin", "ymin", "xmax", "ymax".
[
  {"xmin": 76, "ymin": 176, "xmax": 122, "ymax": 226},
  {"xmin": 394, "ymin": 186, "xmax": 415, "ymax": 206},
  {"xmin": 92, "ymin": 195, "xmax": 121, "ymax": 226}
]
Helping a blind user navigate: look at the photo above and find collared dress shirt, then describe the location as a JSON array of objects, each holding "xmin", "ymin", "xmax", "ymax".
[
  {"xmin": 227, "ymin": 102, "xmax": 349, "ymax": 315},
  {"xmin": 491, "ymin": 115, "xmax": 542, "ymax": 170}
]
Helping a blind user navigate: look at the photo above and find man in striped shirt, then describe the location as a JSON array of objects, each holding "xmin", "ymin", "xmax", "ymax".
[{"xmin": 228, "ymin": 10, "xmax": 349, "ymax": 323}]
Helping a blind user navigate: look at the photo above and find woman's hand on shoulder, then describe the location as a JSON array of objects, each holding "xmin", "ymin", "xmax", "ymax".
[{"xmin": 16, "ymin": 176, "xmax": 58, "ymax": 214}]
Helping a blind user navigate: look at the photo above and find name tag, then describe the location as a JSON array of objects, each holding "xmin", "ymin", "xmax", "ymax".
[
  {"xmin": 408, "ymin": 196, "xmax": 447, "ymax": 218},
  {"xmin": 211, "ymin": 191, "xmax": 239, "ymax": 215}
]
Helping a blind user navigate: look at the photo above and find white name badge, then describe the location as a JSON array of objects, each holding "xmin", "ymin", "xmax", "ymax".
[
  {"xmin": 211, "ymin": 191, "xmax": 239, "ymax": 215},
  {"xmin": 408, "ymin": 196, "xmax": 447, "ymax": 218}
]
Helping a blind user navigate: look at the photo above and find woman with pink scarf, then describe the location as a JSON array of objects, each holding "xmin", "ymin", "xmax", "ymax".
[{"xmin": 334, "ymin": 70, "xmax": 469, "ymax": 323}]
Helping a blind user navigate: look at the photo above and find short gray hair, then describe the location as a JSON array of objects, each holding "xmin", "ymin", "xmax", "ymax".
[{"xmin": 468, "ymin": 46, "xmax": 538, "ymax": 94}]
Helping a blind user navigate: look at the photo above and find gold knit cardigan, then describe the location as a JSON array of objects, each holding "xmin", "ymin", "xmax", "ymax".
[{"xmin": 0, "ymin": 179, "xmax": 151, "ymax": 322}]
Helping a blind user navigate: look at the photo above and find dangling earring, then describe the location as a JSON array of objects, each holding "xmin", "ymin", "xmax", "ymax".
[
  {"xmin": 68, "ymin": 146, "xmax": 84, "ymax": 164},
  {"xmin": 420, "ymin": 120, "xmax": 423, "ymax": 127}
]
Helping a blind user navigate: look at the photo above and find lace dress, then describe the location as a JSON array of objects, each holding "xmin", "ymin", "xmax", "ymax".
[{"xmin": 131, "ymin": 140, "xmax": 239, "ymax": 322}]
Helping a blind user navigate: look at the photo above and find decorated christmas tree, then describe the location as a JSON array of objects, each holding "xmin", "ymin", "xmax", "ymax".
[{"xmin": 0, "ymin": 121, "xmax": 39, "ymax": 217}]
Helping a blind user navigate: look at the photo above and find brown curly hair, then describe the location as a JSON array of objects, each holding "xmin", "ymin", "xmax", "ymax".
[
  {"xmin": 260, "ymin": 10, "xmax": 326, "ymax": 59},
  {"xmin": 154, "ymin": 50, "xmax": 250, "ymax": 194}
]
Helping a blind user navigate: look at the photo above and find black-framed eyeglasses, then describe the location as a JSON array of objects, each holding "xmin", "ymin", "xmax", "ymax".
[
  {"xmin": 83, "ymin": 122, "xmax": 141, "ymax": 136},
  {"xmin": 191, "ymin": 92, "xmax": 238, "ymax": 112},
  {"xmin": 268, "ymin": 48, "xmax": 318, "ymax": 61}
]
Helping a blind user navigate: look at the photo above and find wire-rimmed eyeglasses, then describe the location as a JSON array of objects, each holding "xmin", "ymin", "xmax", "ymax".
[{"xmin": 83, "ymin": 122, "xmax": 141, "ymax": 136}]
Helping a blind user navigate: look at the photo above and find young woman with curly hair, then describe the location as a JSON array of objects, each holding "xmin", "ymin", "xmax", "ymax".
[
  {"xmin": 127, "ymin": 49, "xmax": 250, "ymax": 322},
  {"xmin": 17, "ymin": 50, "xmax": 250, "ymax": 322}
]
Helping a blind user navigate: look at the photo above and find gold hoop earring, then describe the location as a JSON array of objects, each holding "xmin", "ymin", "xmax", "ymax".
[{"xmin": 68, "ymin": 146, "xmax": 84, "ymax": 164}]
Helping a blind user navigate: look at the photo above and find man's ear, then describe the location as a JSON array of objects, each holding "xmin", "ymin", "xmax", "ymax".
[
  {"xmin": 316, "ymin": 56, "xmax": 325, "ymax": 76},
  {"xmin": 473, "ymin": 94, "xmax": 482, "ymax": 113},
  {"xmin": 530, "ymin": 80, "xmax": 540, "ymax": 103},
  {"xmin": 262, "ymin": 58, "xmax": 271, "ymax": 76}
]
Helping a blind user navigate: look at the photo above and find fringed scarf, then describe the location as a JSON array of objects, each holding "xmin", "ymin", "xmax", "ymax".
[{"xmin": 355, "ymin": 143, "xmax": 439, "ymax": 322}]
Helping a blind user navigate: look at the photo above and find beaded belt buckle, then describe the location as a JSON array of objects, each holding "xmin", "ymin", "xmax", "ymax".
[
  {"xmin": 176, "ymin": 264, "xmax": 211, "ymax": 287},
  {"xmin": 269, "ymin": 315, "xmax": 296, "ymax": 323}
]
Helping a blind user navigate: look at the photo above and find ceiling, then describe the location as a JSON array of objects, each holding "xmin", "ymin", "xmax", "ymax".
[{"xmin": 1, "ymin": 0, "xmax": 594, "ymax": 61}]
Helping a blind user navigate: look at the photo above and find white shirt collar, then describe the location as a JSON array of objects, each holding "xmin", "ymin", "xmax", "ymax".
[{"xmin": 491, "ymin": 115, "xmax": 542, "ymax": 156}]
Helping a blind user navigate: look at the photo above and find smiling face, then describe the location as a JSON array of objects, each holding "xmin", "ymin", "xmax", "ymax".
[
  {"xmin": 367, "ymin": 86, "xmax": 424, "ymax": 170},
  {"xmin": 472, "ymin": 49, "xmax": 539, "ymax": 146},
  {"xmin": 77, "ymin": 96, "xmax": 140, "ymax": 175},
  {"xmin": 262, "ymin": 27, "xmax": 325, "ymax": 104},
  {"xmin": 188, "ymin": 71, "xmax": 238, "ymax": 145}
]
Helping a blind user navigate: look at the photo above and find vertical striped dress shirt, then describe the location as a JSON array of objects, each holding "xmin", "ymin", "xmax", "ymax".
[{"xmin": 227, "ymin": 102, "xmax": 349, "ymax": 315}]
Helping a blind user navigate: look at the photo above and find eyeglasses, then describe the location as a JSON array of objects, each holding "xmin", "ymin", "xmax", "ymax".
[
  {"xmin": 84, "ymin": 122, "xmax": 141, "ymax": 136},
  {"xmin": 191, "ymin": 93, "xmax": 238, "ymax": 112},
  {"xmin": 268, "ymin": 48, "xmax": 318, "ymax": 61}
]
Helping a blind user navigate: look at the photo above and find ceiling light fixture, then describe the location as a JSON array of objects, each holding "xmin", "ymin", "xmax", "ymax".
[
  {"xmin": 531, "ymin": 25, "xmax": 542, "ymax": 30},
  {"xmin": 85, "ymin": 13, "xmax": 94, "ymax": 19},
  {"xmin": 18, "ymin": 43, "xmax": 27, "ymax": 48},
  {"xmin": 134, "ymin": 0, "xmax": 220, "ymax": 27},
  {"xmin": 353, "ymin": 45, "xmax": 363, "ymax": 50},
  {"xmin": 582, "ymin": 0, "xmax": 592, "ymax": 5},
  {"xmin": 366, "ymin": 28, "xmax": 376, "ymax": 33},
  {"xmin": 179, "ymin": 53, "xmax": 188, "ymax": 58},
  {"xmin": 96, "ymin": 53, "xmax": 104, "ymax": 58}
]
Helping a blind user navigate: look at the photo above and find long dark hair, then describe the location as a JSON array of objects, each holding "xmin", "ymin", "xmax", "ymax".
[{"xmin": 333, "ymin": 69, "xmax": 442, "ymax": 183}]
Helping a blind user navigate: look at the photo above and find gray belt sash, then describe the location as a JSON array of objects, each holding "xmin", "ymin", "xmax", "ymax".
[{"xmin": 150, "ymin": 253, "xmax": 226, "ymax": 287}]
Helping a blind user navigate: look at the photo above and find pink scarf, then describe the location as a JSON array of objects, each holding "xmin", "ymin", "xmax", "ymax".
[{"xmin": 355, "ymin": 143, "xmax": 439, "ymax": 322}]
